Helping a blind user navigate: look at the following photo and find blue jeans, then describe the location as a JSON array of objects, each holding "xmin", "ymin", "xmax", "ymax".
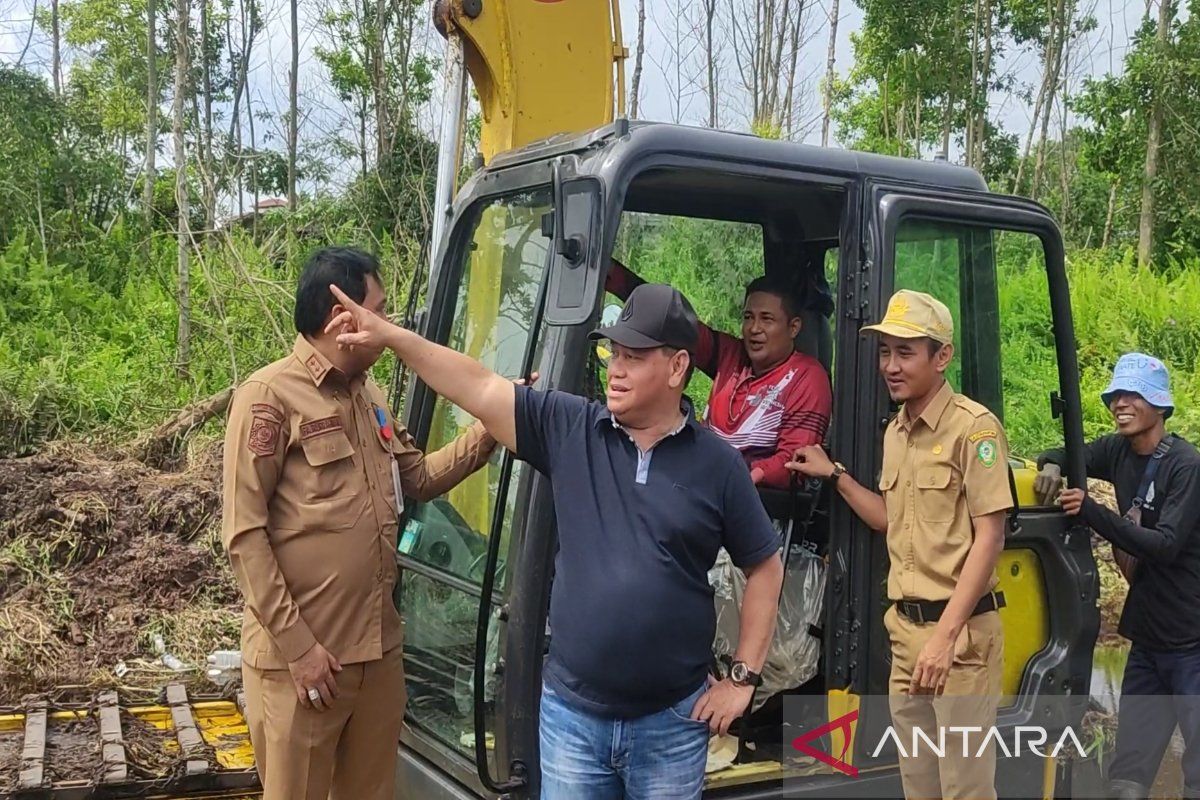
[
  {"xmin": 538, "ymin": 682, "xmax": 710, "ymax": 799},
  {"xmin": 1110, "ymin": 642, "xmax": 1200, "ymax": 792}
]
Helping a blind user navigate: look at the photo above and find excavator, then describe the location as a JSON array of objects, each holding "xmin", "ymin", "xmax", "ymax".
[
  {"xmin": 0, "ymin": 1, "xmax": 1100, "ymax": 798},
  {"xmin": 394, "ymin": 1, "xmax": 1099, "ymax": 799}
]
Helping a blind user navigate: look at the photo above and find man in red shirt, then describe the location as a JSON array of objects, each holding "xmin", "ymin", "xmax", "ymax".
[{"xmin": 607, "ymin": 259, "xmax": 832, "ymax": 489}]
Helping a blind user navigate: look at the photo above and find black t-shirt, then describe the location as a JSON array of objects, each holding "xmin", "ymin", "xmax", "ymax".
[
  {"xmin": 514, "ymin": 386, "xmax": 779, "ymax": 718},
  {"xmin": 1039, "ymin": 434, "xmax": 1200, "ymax": 650}
]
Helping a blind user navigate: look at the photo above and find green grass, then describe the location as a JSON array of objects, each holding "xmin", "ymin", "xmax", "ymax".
[{"xmin": 1, "ymin": 213, "xmax": 1197, "ymax": 457}]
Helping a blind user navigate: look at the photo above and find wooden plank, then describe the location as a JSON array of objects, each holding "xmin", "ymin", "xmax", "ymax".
[
  {"xmin": 17, "ymin": 699, "xmax": 47, "ymax": 790},
  {"xmin": 166, "ymin": 683, "xmax": 210, "ymax": 776},
  {"xmin": 97, "ymin": 690, "xmax": 128, "ymax": 784}
]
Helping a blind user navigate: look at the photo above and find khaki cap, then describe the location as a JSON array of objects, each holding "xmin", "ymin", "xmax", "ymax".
[{"xmin": 861, "ymin": 289, "xmax": 954, "ymax": 344}]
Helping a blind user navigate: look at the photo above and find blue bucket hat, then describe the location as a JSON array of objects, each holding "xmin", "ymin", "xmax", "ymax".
[{"xmin": 1101, "ymin": 353, "xmax": 1175, "ymax": 419}]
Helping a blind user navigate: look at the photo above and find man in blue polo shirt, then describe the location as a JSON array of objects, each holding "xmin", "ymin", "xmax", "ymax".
[{"xmin": 326, "ymin": 282, "xmax": 784, "ymax": 798}]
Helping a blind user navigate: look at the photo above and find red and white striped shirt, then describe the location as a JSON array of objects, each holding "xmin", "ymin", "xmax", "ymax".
[
  {"xmin": 607, "ymin": 262, "xmax": 832, "ymax": 489},
  {"xmin": 695, "ymin": 326, "xmax": 831, "ymax": 488}
]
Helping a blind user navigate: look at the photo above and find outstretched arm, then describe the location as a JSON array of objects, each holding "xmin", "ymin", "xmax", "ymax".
[
  {"xmin": 605, "ymin": 258, "xmax": 645, "ymax": 301},
  {"xmin": 326, "ymin": 285, "xmax": 519, "ymax": 451}
]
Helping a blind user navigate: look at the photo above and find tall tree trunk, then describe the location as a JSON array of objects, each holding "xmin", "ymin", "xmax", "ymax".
[
  {"xmin": 966, "ymin": 0, "xmax": 981, "ymax": 167},
  {"xmin": 914, "ymin": 96, "xmax": 922, "ymax": 158},
  {"xmin": 941, "ymin": 9, "xmax": 962, "ymax": 159},
  {"xmin": 143, "ymin": 0, "xmax": 157, "ymax": 248},
  {"xmin": 630, "ymin": 0, "xmax": 645, "ymax": 119},
  {"xmin": 227, "ymin": 0, "xmax": 259, "ymax": 219},
  {"xmin": 704, "ymin": 0, "xmax": 717, "ymax": 128},
  {"xmin": 228, "ymin": 3, "xmax": 241, "ymax": 218},
  {"xmin": 248, "ymin": 87, "xmax": 259, "ymax": 238},
  {"xmin": 1058, "ymin": 36, "xmax": 1072, "ymax": 227},
  {"xmin": 1032, "ymin": 0, "xmax": 1067, "ymax": 200},
  {"xmin": 360, "ymin": 99, "xmax": 368, "ymax": 181},
  {"xmin": 821, "ymin": 0, "xmax": 840, "ymax": 146},
  {"xmin": 200, "ymin": 0, "xmax": 215, "ymax": 237},
  {"xmin": 973, "ymin": 0, "xmax": 992, "ymax": 169},
  {"xmin": 781, "ymin": 1, "xmax": 802, "ymax": 138},
  {"xmin": 1138, "ymin": 0, "xmax": 1172, "ymax": 269},
  {"xmin": 287, "ymin": 0, "xmax": 299, "ymax": 211},
  {"xmin": 174, "ymin": 0, "xmax": 191, "ymax": 378},
  {"xmin": 51, "ymin": 0, "xmax": 62, "ymax": 94},
  {"xmin": 371, "ymin": 0, "xmax": 388, "ymax": 166},
  {"xmin": 1013, "ymin": 59, "xmax": 1049, "ymax": 195},
  {"xmin": 1102, "ymin": 180, "xmax": 1118, "ymax": 249}
]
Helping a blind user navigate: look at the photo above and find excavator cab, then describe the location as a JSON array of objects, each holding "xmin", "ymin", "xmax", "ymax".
[{"xmin": 394, "ymin": 121, "xmax": 1100, "ymax": 799}]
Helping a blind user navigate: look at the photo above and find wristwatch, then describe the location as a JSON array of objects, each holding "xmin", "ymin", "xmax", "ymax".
[
  {"xmin": 829, "ymin": 462, "xmax": 847, "ymax": 483},
  {"xmin": 729, "ymin": 660, "xmax": 764, "ymax": 688}
]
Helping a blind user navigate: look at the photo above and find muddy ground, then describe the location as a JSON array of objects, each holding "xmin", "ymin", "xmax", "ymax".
[
  {"xmin": 0, "ymin": 441, "xmax": 240, "ymax": 704},
  {"xmin": 0, "ymin": 729, "xmax": 20, "ymax": 794},
  {"xmin": 0, "ymin": 441, "xmax": 1129, "ymax": 706},
  {"xmin": 46, "ymin": 711, "xmax": 101, "ymax": 784}
]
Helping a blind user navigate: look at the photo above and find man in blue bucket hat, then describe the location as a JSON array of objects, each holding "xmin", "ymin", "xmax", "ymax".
[{"xmin": 1036, "ymin": 353, "xmax": 1200, "ymax": 800}]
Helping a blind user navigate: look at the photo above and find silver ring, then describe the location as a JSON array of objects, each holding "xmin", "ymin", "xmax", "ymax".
[{"xmin": 307, "ymin": 687, "xmax": 321, "ymax": 702}]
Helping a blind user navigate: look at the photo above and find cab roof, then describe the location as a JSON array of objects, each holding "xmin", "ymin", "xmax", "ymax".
[{"xmin": 487, "ymin": 120, "xmax": 989, "ymax": 193}]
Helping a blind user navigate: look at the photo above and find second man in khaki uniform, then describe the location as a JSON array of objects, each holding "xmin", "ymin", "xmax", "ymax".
[
  {"xmin": 222, "ymin": 247, "xmax": 496, "ymax": 800},
  {"xmin": 789, "ymin": 289, "xmax": 1012, "ymax": 800}
]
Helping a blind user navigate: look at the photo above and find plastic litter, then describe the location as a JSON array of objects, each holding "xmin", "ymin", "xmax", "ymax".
[{"xmin": 710, "ymin": 544, "xmax": 825, "ymax": 713}]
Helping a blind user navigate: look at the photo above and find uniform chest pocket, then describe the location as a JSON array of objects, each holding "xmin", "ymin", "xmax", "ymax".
[
  {"xmin": 915, "ymin": 464, "xmax": 956, "ymax": 523},
  {"xmin": 879, "ymin": 462, "xmax": 900, "ymax": 522},
  {"xmin": 300, "ymin": 430, "xmax": 360, "ymax": 502}
]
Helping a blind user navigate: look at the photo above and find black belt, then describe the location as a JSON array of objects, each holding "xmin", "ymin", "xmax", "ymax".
[{"xmin": 895, "ymin": 591, "xmax": 1006, "ymax": 625}]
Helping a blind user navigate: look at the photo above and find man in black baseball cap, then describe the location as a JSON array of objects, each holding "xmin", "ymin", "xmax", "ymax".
[
  {"xmin": 325, "ymin": 280, "xmax": 783, "ymax": 799},
  {"xmin": 587, "ymin": 283, "xmax": 701, "ymax": 434},
  {"xmin": 590, "ymin": 281, "xmax": 701, "ymax": 350}
]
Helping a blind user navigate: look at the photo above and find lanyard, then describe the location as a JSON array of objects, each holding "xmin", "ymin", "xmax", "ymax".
[{"xmin": 373, "ymin": 405, "xmax": 405, "ymax": 519}]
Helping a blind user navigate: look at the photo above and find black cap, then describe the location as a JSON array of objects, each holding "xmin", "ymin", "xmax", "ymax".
[{"xmin": 589, "ymin": 283, "xmax": 698, "ymax": 350}]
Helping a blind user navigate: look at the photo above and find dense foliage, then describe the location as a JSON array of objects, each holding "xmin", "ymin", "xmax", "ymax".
[{"xmin": 2, "ymin": 0, "xmax": 1199, "ymax": 458}]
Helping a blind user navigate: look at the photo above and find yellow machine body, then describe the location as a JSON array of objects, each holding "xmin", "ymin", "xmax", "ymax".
[{"xmin": 437, "ymin": 0, "xmax": 626, "ymax": 163}]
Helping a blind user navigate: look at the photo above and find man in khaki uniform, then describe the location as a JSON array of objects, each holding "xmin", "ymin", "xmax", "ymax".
[
  {"xmin": 222, "ymin": 247, "xmax": 496, "ymax": 800},
  {"xmin": 789, "ymin": 290, "xmax": 1011, "ymax": 800}
]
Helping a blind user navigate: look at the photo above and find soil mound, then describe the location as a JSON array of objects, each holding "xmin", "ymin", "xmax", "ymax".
[{"xmin": 0, "ymin": 442, "xmax": 240, "ymax": 703}]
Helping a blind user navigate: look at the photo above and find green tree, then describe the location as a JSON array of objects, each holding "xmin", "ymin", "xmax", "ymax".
[{"xmin": 1074, "ymin": 2, "xmax": 1200, "ymax": 263}]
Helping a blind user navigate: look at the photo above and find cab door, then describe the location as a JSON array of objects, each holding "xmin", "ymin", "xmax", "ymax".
[
  {"xmin": 394, "ymin": 183, "xmax": 558, "ymax": 799},
  {"xmin": 839, "ymin": 183, "xmax": 1100, "ymax": 786}
]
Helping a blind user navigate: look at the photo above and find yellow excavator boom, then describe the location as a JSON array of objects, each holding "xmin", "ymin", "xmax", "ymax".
[{"xmin": 434, "ymin": 0, "xmax": 627, "ymax": 163}]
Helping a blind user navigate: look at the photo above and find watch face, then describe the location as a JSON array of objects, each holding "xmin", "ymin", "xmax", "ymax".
[{"xmin": 731, "ymin": 662, "xmax": 747, "ymax": 682}]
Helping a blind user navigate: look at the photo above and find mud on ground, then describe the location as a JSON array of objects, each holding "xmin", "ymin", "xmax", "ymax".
[
  {"xmin": 0, "ymin": 729, "xmax": 20, "ymax": 794},
  {"xmin": 0, "ymin": 441, "xmax": 1131, "ymax": 703},
  {"xmin": 0, "ymin": 442, "xmax": 240, "ymax": 703},
  {"xmin": 46, "ymin": 710, "xmax": 102, "ymax": 785}
]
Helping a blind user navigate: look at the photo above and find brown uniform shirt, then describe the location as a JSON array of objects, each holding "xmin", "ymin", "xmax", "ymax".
[
  {"xmin": 879, "ymin": 381, "xmax": 1013, "ymax": 602},
  {"xmin": 222, "ymin": 335, "xmax": 495, "ymax": 670}
]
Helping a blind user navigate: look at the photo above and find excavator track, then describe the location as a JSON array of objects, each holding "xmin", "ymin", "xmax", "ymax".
[{"xmin": 0, "ymin": 684, "xmax": 260, "ymax": 799}]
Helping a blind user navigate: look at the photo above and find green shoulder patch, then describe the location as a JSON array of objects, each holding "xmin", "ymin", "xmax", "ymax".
[{"xmin": 976, "ymin": 438, "xmax": 998, "ymax": 468}]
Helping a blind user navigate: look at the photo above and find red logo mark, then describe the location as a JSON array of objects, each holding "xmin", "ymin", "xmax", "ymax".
[{"xmin": 791, "ymin": 709, "xmax": 859, "ymax": 777}]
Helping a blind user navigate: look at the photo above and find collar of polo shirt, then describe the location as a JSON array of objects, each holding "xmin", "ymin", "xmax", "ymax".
[{"xmin": 596, "ymin": 397, "xmax": 699, "ymax": 438}]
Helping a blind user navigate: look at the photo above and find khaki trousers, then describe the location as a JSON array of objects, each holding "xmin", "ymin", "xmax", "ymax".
[
  {"xmin": 243, "ymin": 645, "xmax": 407, "ymax": 800},
  {"xmin": 884, "ymin": 605, "xmax": 1004, "ymax": 800}
]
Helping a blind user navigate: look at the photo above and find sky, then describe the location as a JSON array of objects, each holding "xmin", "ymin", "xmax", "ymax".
[{"xmin": 0, "ymin": 0, "xmax": 1160, "ymax": 197}]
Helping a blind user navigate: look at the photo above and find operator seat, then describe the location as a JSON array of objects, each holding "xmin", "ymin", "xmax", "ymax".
[{"xmin": 796, "ymin": 309, "xmax": 832, "ymax": 374}]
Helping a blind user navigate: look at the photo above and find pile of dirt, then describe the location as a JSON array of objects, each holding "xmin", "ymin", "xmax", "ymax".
[{"xmin": 0, "ymin": 442, "xmax": 240, "ymax": 703}]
